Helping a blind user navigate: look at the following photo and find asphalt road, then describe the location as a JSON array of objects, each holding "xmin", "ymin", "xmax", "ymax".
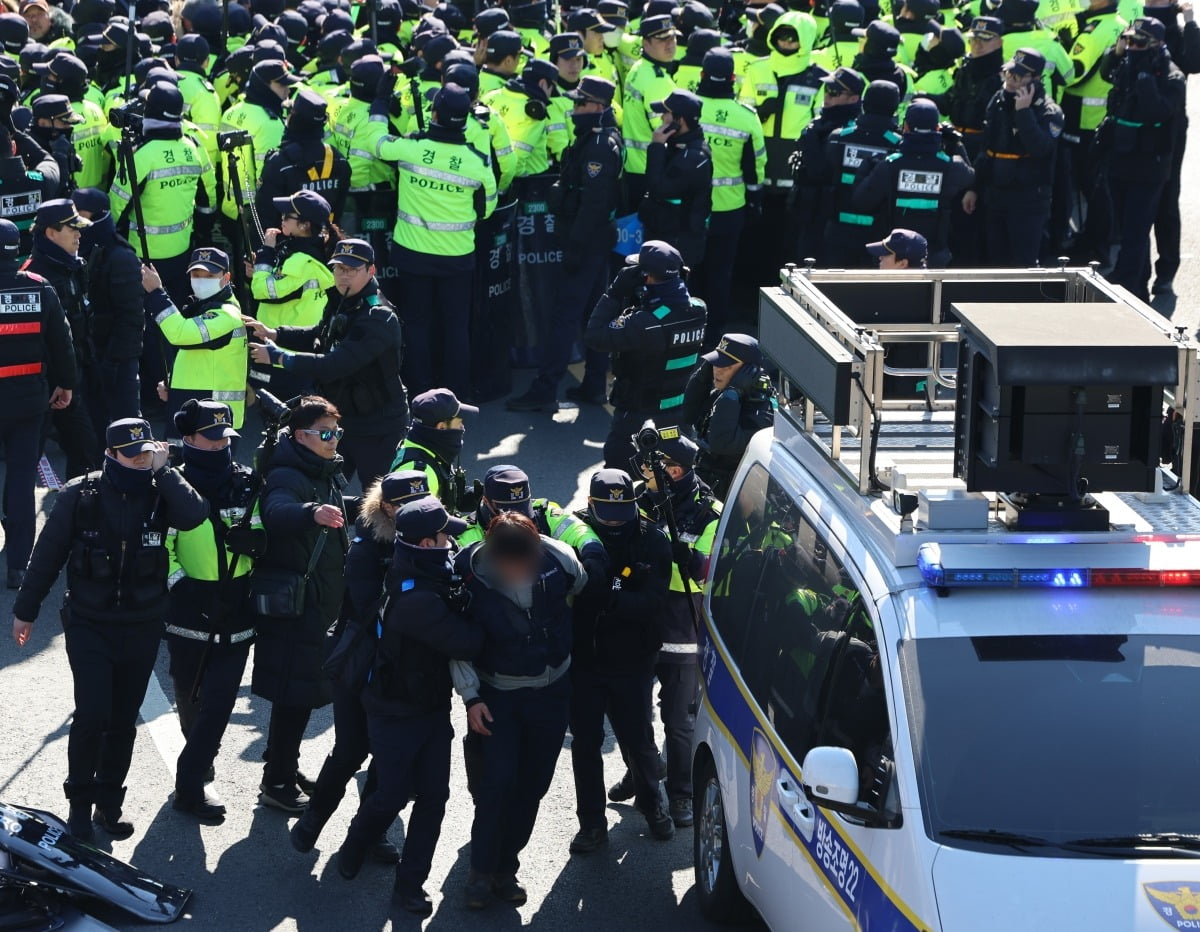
[{"xmin": 2, "ymin": 92, "xmax": 1200, "ymax": 932}]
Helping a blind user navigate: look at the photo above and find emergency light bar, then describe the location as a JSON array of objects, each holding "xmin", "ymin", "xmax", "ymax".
[{"xmin": 917, "ymin": 543, "xmax": 1200, "ymax": 590}]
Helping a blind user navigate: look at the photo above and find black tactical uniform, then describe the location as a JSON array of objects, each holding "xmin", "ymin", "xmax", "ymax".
[
  {"xmin": 852, "ymin": 99, "xmax": 975, "ymax": 267},
  {"xmin": 28, "ymin": 93, "xmax": 79, "ymax": 199},
  {"xmin": 0, "ymin": 219, "xmax": 76, "ymax": 588},
  {"xmin": 938, "ymin": 36, "xmax": 1005, "ymax": 162},
  {"xmin": 13, "ymin": 417, "xmax": 206, "ymax": 839},
  {"xmin": 639, "ymin": 90, "xmax": 713, "ymax": 268},
  {"xmin": 0, "ymin": 124, "xmax": 60, "ymax": 257},
  {"xmin": 973, "ymin": 49, "xmax": 1065, "ymax": 266},
  {"xmin": 510, "ymin": 77, "xmax": 623, "ymax": 410},
  {"xmin": 254, "ymin": 89, "xmax": 352, "ymax": 227},
  {"xmin": 1099, "ymin": 19, "xmax": 1187, "ymax": 300},
  {"xmin": 270, "ymin": 240, "xmax": 408, "ymax": 487},
  {"xmin": 584, "ymin": 240, "xmax": 707, "ymax": 470},
  {"xmin": 820, "ymin": 80, "xmax": 902, "ymax": 266}
]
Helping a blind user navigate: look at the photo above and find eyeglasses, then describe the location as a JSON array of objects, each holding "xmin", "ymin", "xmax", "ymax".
[
  {"xmin": 282, "ymin": 212, "xmax": 302, "ymax": 221},
  {"xmin": 299, "ymin": 427, "xmax": 344, "ymax": 442}
]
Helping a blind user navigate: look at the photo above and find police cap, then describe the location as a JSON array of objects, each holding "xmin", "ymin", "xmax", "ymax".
[
  {"xmin": 484, "ymin": 465, "xmax": 534, "ymax": 518},
  {"xmin": 442, "ymin": 62, "xmax": 480, "ymax": 96},
  {"xmin": 187, "ymin": 246, "xmax": 230, "ymax": 273},
  {"xmin": 411, "ymin": 387, "xmax": 479, "ymax": 425},
  {"xmin": 1126, "ymin": 16, "xmax": 1166, "ymax": 44},
  {"xmin": 144, "ymin": 81, "xmax": 184, "ymax": 121},
  {"xmin": 863, "ymin": 78, "xmax": 900, "ymax": 115},
  {"xmin": 596, "ymin": 0, "xmax": 628, "ymax": 26},
  {"xmin": 71, "ymin": 188, "xmax": 109, "ymax": 220},
  {"xmin": 701, "ymin": 46, "xmax": 735, "ymax": 81},
  {"xmin": 650, "ymin": 88, "xmax": 702, "ymax": 122},
  {"xmin": 568, "ymin": 8, "xmax": 616, "ymax": 32},
  {"xmin": 0, "ymin": 219, "xmax": 18, "ymax": 258},
  {"xmin": 175, "ymin": 32, "xmax": 210, "ymax": 63},
  {"xmin": 350, "ymin": 54, "xmax": 385, "ymax": 92},
  {"xmin": 867, "ymin": 228, "xmax": 928, "ymax": 263},
  {"xmin": 657, "ymin": 431, "xmax": 699, "ymax": 469},
  {"xmin": 174, "ymin": 399, "xmax": 239, "ymax": 440},
  {"xmin": 431, "ymin": 82, "xmax": 471, "ymax": 128},
  {"xmin": 639, "ymin": 13, "xmax": 678, "ymax": 38},
  {"xmin": 288, "ymin": 87, "xmax": 328, "ymax": 127},
  {"xmin": 328, "ymin": 238, "xmax": 374, "ymax": 268},
  {"xmin": 523, "ymin": 57, "xmax": 558, "ymax": 85},
  {"xmin": 485, "ymin": 29, "xmax": 523, "ymax": 58},
  {"xmin": 395, "ymin": 496, "xmax": 469, "ymax": 544},
  {"xmin": 1005, "ymin": 46, "xmax": 1045, "ymax": 77},
  {"xmin": 828, "ymin": 0, "xmax": 864, "ymax": 29},
  {"xmin": 821, "ymin": 65, "xmax": 865, "ymax": 97},
  {"xmin": 904, "ymin": 97, "xmax": 940, "ymax": 132},
  {"xmin": 107, "ymin": 417, "xmax": 157, "ymax": 455},
  {"xmin": 381, "ymin": 470, "xmax": 430, "ymax": 505},
  {"xmin": 702, "ymin": 332, "xmax": 762, "ymax": 368},
  {"xmin": 272, "ymin": 189, "xmax": 332, "ymax": 229},
  {"xmin": 252, "ymin": 58, "xmax": 302, "ymax": 86},
  {"xmin": 903, "ymin": 0, "xmax": 939, "ymax": 17},
  {"xmin": 36, "ymin": 198, "xmax": 91, "ymax": 230},
  {"xmin": 34, "ymin": 53, "xmax": 89, "ymax": 87},
  {"xmin": 0, "ymin": 13, "xmax": 28, "ymax": 54},
  {"xmin": 589, "ymin": 468, "xmax": 638, "ymax": 523},
  {"xmin": 566, "ymin": 74, "xmax": 616, "ymax": 104},
  {"xmin": 474, "ymin": 6, "xmax": 510, "ymax": 36},
  {"xmin": 33, "ymin": 93, "xmax": 83, "ymax": 124},
  {"xmin": 852, "ymin": 19, "xmax": 901, "ymax": 53},
  {"xmin": 627, "ymin": 239, "xmax": 683, "ymax": 277},
  {"xmin": 967, "ymin": 15, "xmax": 1004, "ymax": 38},
  {"xmin": 550, "ymin": 31, "xmax": 585, "ymax": 59}
]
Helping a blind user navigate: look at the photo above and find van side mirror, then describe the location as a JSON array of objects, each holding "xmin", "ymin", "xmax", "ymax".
[{"xmin": 801, "ymin": 746, "xmax": 899, "ymax": 829}]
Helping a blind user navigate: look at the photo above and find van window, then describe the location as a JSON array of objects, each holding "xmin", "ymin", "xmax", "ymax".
[{"xmin": 710, "ymin": 467, "xmax": 895, "ymax": 812}]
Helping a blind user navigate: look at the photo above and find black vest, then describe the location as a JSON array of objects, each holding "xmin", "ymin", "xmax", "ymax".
[
  {"xmin": 0, "ymin": 273, "xmax": 49, "ymax": 391},
  {"xmin": 611, "ymin": 295, "xmax": 708, "ymax": 412}
]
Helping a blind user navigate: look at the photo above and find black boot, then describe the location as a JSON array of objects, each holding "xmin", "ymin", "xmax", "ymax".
[
  {"xmin": 67, "ymin": 801, "xmax": 94, "ymax": 840},
  {"xmin": 290, "ymin": 804, "xmax": 333, "ymax": 853},
  {"xmin": 337, "ymin": 836, "xmax": 369, "ymax": 880},
  {"xmin": 93, "ymin": 783, "xmax": 134, "ymax": 839}
]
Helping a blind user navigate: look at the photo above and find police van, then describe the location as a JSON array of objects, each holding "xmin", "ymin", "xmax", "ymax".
[{"xmin": 692, "ymin": 265, "xmax": 1200, "ymax": 932}]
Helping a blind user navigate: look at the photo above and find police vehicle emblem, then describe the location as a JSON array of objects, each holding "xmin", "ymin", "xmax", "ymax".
[
  {"xmin": 750, "ymin": 727, "xmax": 776, "ymax": 858},
  {"xmin": 1145, "ymin": 883, "xmax": 1200, "ymax": 929},
  {"xmin": 586, "ymin": 161, "xmax": 602, "ymax": 178}
]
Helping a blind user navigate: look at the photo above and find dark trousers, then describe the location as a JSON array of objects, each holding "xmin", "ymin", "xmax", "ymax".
[
  {"xmin": 141, "ymin": 251, "xmax": 192, "ymax": 408},
  {"xmin": 263, "ymin": 702, "xmax": 313, "ymax": 787},
  {"xmin": 469, "ymin": 677, "xmax": 570, "ymax": 876},
  {"xmin": 167, "ymin": 635, "xmax": 251, "ymax": 799},
  {"xmin": 984, "ymin": 186, "xmax": 1051, "ymax": 268},
  {"xmin": 530, "ymin": 248, "xmax": 611, "ymax": 397},
  {"xmin": 347, "ymin": 711, "xmax": 451, "ymax": 894},
  {"xmin": 387, "ymin": 252, "xmax": 474, "ymax": 400},
  {"xmin": 1109, "ymin": 164, "xmax": 1167, "ymax": 302},
  {"xmin": 340, "ymin": 429, "xmax": 405, "ymax": 490},
  {"xmin": 307, "ymin": 678, "xmax": 380, "ymax": 826},
  {"xmin": 1065, "ymin": 133, "xmax": 1111, "ymax": 261},
  {"xmin": 95, "ymin": 357, "xmax": 142, "ymax": 423},
  {"xmin": 1, "ymin": 413, "xmax": 43, "ymax": 574},
  {"xmin": 604, "ymin": 405, "xmax": 684, "ymax": 471},
  {"xmin": 696, "ymin": 208, "xmax": 746, "ymax": 343},
  {"xmin": 1154, "ymin": 120, "xmax": 1187, "ymax": 285},
  {"xmin": 62, "ymin": 616, "xmax": 161, "ymax": 809},
  {"xmin": 569, "ymin": 665, "xmax": 661, "ymax": 831},
  {"xmin": 50, "ymin": 377, "xmax": 101, "ymax": 480},
  {"xmin": 652, "ymin": 659, "xmax": 698, "ymax": 802}
]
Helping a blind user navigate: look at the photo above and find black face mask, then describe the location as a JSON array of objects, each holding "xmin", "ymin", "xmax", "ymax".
[
  {"xmin": 182, "ymin": 440, "xmax": 233, "ymax": 491},
  {"xmin": 591, "ymin": 514, "xmax": 637, "ymax": 543},
  {"xmin": 104, "ymin": 453, "xmax": 154, "ymax": 494},
  {"xmin": 571, "ymin": 109, "xmax": 604, "ymax": 134}
]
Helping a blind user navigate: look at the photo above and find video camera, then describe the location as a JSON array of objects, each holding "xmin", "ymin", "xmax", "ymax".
[
  {"xmin": 109, "ymin": 99, "xmax": 144, "ymax": 133},
  {"xmin": 217, "ymin": 128, "xmax": 252, "ymax": 151},
  {"xmin": 256, "ymin": 388, "xmax": 296, "ymax": 427},
  {"xmin": 395, "ymin": 55, "xmax": 423, "ymax": 79}
]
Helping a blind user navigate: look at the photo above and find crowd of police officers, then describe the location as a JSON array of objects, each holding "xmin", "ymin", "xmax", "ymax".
[{"xmin": 0, "ymin": 0, "xmax": 1195, "ymax": 915}]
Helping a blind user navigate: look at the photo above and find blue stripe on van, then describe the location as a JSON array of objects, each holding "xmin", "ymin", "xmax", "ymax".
[{"xmin": 699, "ymin": 623, "xmax": 930, "ymax": 932}]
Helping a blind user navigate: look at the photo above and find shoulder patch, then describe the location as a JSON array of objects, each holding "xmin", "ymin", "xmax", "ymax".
[{"xmin": 201, "ymin": 310, "xmax": 220, "ymax": 319}]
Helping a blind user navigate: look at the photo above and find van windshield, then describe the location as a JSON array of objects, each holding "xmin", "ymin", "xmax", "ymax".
[{"xmin": 900, "ymin": 635, "xmax": 1200, "ymax": 849}]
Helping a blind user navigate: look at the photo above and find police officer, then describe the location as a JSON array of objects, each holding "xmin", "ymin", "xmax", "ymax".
[
  {"xmin": 682, "ymin": 333, "xmax": 775, "ymax": 499},
  {"xmin": 142, "ymin": 247, "xmax": 248, "ymax": 432},
  {"xmin": 331, "ymin": 56, "xmax": 399, "ymax": 243},
  {"xmin": 942, "ymin": 17, "xmax": 1005, "ymax": 162},
  {"xmin": 0, "ymin": 118, "xmax": 59, "ymax": 258},
  {"xmin": 73, "ymin": 187, "xmax": 143, "ymax": 423},
  {"xmin": 390, "ymin": 388, "xmax": 478, "ymax": 514},
  {"xmin": 965, "ymin": 48, "xmax": 1064, "ymax": 267},
  {"xmin": 290, "ymin": 469, "xmax": 430, "ymax": 863},
  {"xmin": 694, "ymin": 48, "xmax": 766, "ymax": 338},
  {"xmin": 639, "ymin": 88, "xmax": 712, "ymax": 268},
  {"xmin": 568, "ymin": 468, "xmax": 674, "ymax": 854},
  {"xmin": 548, "ymin": 33, "xmax": 587, "ymax": 158},
  {"xmin": 35, "ymin": 53, "xmax": 108, "ymax": 190},
  {"xmin": 337, "ymin": 497, "xmax": 484, "ymax": 917},
  {"xmin": 165, "ymin": 400, "xmax": 263, "ymax": 823},
  {"xmin": 1099, "ymin": 17, "xmax": 1186, "ymax": 300},
  {"xmin": 110, "ymin": 82, "xmax": 217, "ymax": 307},
  {"xmin": 175, "ymin": 34, "xmax": 221, "ymax": 166},
  {"xmin": 622, "ymin": 14, "xmax": 679, "ymax": 204},
  {"xmin": 852, "ymin": 98, "xmax": 974, "ymax": 267},
  {"xmin": 456, "ymin": 509, "xmax": 587, "ymax": 908},
  {"xmin": 0, "ymin": 218, "xmax": 75, "ymax": 590},
  {"xmin": 481, "ymin": 58, "xmax": 561, "ymax": 179},
  {"xmin": 848, "ymin": 21, "xmax": 915, "ymax": 106},
  {"xmin": 585, "ymin": 240, "xmax": 707, "ymax": 470},
  {"xmin": 814, "ymin": 0, "xmax": 865, "ymax": 72},
  {"xmin": 247, "ymin": 239, "xmax": 408, "ymax": 487},
  {"xmin": 253, "ymin": 395, "xmax": 350, "ymax": 813},
  {"xmin": 865, "ymin": 226, "xmax": 929, "ymax": 267},
  {"xmin": 477, "ymin": 28, "xmax": 522, "ymax": 98},
  {"xmin": 12, "ymin": 417, "xmax": 207, "ymax": 839},
  {"xmin": 912, "ymin": 23, "xmax": 966, "ymax": 96},
  {"xmin": 508, "ymin": 75, "xmax": 623, "ymax": 412},
  {"xmin": 569, "ymin": 7, "xmax": 622, "ymax": 88},
  {"xmin": 29, "ymin": 198, "xmax": 100, "ymax": 477},
  {"xmin": 255, "ymin": 89, "xmax": 352, "ymax": 228},
  {"xmin": 364, "ymin": 83, "xmax": 497, "ymax": 399},
  {"xmin": 29, "ymin": 93, "xmax": 80, "ymax": 198}
]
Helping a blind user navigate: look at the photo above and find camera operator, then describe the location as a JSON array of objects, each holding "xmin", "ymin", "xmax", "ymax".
[
  {"xmin": 245, "ymin": 239, "xmax": 407, "ymax": 488},
  {"xmin": 1098, "ymin": 17, "xmax": 1187, "ymax": 300},
  {"xmin": 12, "ymin": 417, "xmax": 207, "ymax": 840},
  {"xmin": 165, "ymin": 400, "xmax": 264, "ymax": 824},
  {"xmin": 583, "ymin": 240, "xmax": 707, "ymax": 470}
]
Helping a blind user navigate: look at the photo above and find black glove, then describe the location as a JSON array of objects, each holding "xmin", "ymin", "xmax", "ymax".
[
  {"xmin": 670, "ymin": 538, "xmax": 693, "ymax": 569},
  {"xmin": 608, "ymin": 264, "xmax": 643, "ymax": 302}
]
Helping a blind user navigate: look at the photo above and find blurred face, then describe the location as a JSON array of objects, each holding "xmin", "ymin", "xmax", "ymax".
[
  {"xmin": 44, "ymin": 222, "xmax": 81, "ymax": 256},
  {"xmin": 184, "ymin": 432, "xmax": 231, "ymax": 451},
  {"xmin": 295, "ymin": 415, "xmax": 342, "ymax": 459},
  {"xmin": 332, "ymin": 261, "xmax": 374, "ymax": 296},
  {"xmin": 491, "ymin": 551, "xmax": 539, "ymax": 586},
  {"xmin": 712, "ymin": 360, "xmax": 744, "ymax": 390},
  {"xmin": 23, "ymin": 5, "xmax": 50, "ymax": 39},
  {"xmin": 643, "ymin": 33, "xmax": 676, "ymax": 62},
  {"xmin": 111, "ymin": 447, "xmax": 153, "ymax": 469},
  {"xmin": 557, "ymin": 54, "xmax": 584, "ymax": 82}
]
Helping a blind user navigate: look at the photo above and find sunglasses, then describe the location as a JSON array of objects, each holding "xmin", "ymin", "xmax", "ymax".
[
  {"xmin": 283, "ymin": 212, "xmax": 302, "ymax": 221},
  {"xmin": 299, "ymin": 427, "xmax": 344, "ymax": 442}
]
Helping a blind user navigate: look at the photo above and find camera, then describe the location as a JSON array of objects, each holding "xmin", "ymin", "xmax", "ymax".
[
  {"xmin": 635, "ymin": 420, "xmax": 662, "ymax": 453},
  {"xmin": 395, "ymin": 55, "xmax": 422, "ymax": 79},
  {"xmin": 256, "ymin": 389, "xmax": 295, "ymax": 426},
  {"xmin": 109, "ymin": 100, "xmax": 144, "ymax": 133},
  {"xmin": 218, "ymin": 129, "xmax": 252, "ymax": 151}
]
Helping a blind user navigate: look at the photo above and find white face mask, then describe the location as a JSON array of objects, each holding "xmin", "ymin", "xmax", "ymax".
[
  {"xmin": 602, "ymin": 29, "xmax": 622, "ymax": 48},
  {"xmin": 920, "ymin": 32, "xmax": 937, "ymax": 51},
  {"xmin": 190, "ymin": 276, "xmax": 224, "ymax": 300}
]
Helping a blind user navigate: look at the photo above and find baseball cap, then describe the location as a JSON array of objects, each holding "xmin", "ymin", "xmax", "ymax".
[
  {"xmin": 106, "ymin": 417, "xmax": 157, "ymax": 454},
  {"xmin": 639, "ymin": 13, "xmax": 678, "ymax": 38},
  {"xmin": 0, "ymin": 219, "xmax": 19, "ymax": 258},
  {"xmin": 485, "ymin": 29, "xmax": 522, "ymax": 58},
  {"xmin": 863, "ymin": 78, "xmax": 900, "ymax": 114},
  {"xmin": 852, "ymin": 19, "xmax": 900, "ymax": 53},
  {"xmin": 484, "ymin": 465, "xmax": 534, "ymax": 518},
  {"xmin": 187, "ymin": 246, "xmax": 230, "ymax": 273},
  {"xmin": 626, "ymin": 239, "xmax": 683, "ymax": 277},
  {"xmin": 1005, "ymin": 46, "xmax": 1046, "ymax": 77},
  {"xmin": 904, "ymin": 97, "xmax": 940, "ymax": 132},
  {"xmin": 329, "ymin": 238, "xmax": 375, "ymax": 268},
  {"xmin": 350, "ymin": 54, "xmax": 385, "ymax": 94},
  {"xmin": 288, "ymin": 87, "xmax": 327, "ymax": 127},
  {"xmin": 144, "ymin": 81, "xmax": 184, "ymax": 120},
  {"xmin": 657, "ymin": 431, "xmax": 699, "ymax": 469},
  {"xmin": 749, "ymin": 3, "xmax": 784, "ymax": 27},
  {"xmin": 252, "ymin": 58, "xmax": 301, "ymax": 85},
  {"xmin": 828, "ymin": 0, "xmax": 864, "ymax": 29},
  {"xmin": 71, "ymin": 187, "xmax": 109, "ymax": 218},
  {"xmin": 272, "ymin": 189, "xmax": 332, "ymax": 228},
  {"xmin": 568, "ymin": 7, "xmax": 616, "ymax": 32},
  {"xmin": 702, "ymin": 46, "xmax": 735, "ymax": 81},
  {"xmin": 33, "ymin": 93, "xmax": 83, "ymax": 123},
  {"xmin": 523, "ymin": 57, "xmax": 558, "ymax": 85},
  {"xmin": 474, "ymin": 6, "xmax": 510, "ymax": 36},
  {"xmin": 35, "ymin": 53, "xmax": 89, "ymax": 86},
  {"xmin": 702, "ymin": 333, "xmax": 762, "ymax": 368},
  {"xmin": 566, "ymin": 74, "xmax": 616, "ymax": 104},
  {"xmin": 36, "ymin": 198, "xmax": 91, "ymax": 229},
  {"xmin": 1126, "ymin": 16, "xmax": 1166, "ymax": 43},
  {"xmin": 650, "ymin": 88, "xmax": 702, "ymax": 121},
  {"xmin": 19, "ymin": 0, "xmax": 50, "ymax": 14},
  {"xmin": 380, "ymin": 469, "xmax": 430, "ymax": 505},
  {"xmin": 395, "ymin": 496, "xmax": 469, "ymax": 544},
  {"xmin": 550, "ymin": 31, "xmax": 585, "ymax": 59},
  {"xmin": 175, "ymin": 33, "xmax": 210, "ymax": 63},
  {"xmin": 431, "ymin": 82, "xmax": 471, "ymax": 128},
  {"xmin": 589, "ymin": 468, "xmax": 639, "ymax": 523},
  {"xmin": 411, "ymin": 387, "xmax": 479, "ymax": 424},
  {"xmin": 175, "ymin": 400, "xmax": 239, "ymax": 439},
  {"xmin": 866, "ymin": 228, "xmax": 929, "ymax": 263},
  {"xmin": 903, "ymin": 0, "xmax": 939, "ymax": 16},
  {"xmin": 821, "ymin": 66, "xmax": 866, "ymax": 97},
  {"xmin": 927, "ymin": 20, "xmax": 966, "ymax": 58},
  {"xmin": 967, "ymin": 15, "xmax": 1003, "ymax": 38},
  {"xmin": 0, "ymin": 13, "xmax": 28, "ymax": 53}
]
